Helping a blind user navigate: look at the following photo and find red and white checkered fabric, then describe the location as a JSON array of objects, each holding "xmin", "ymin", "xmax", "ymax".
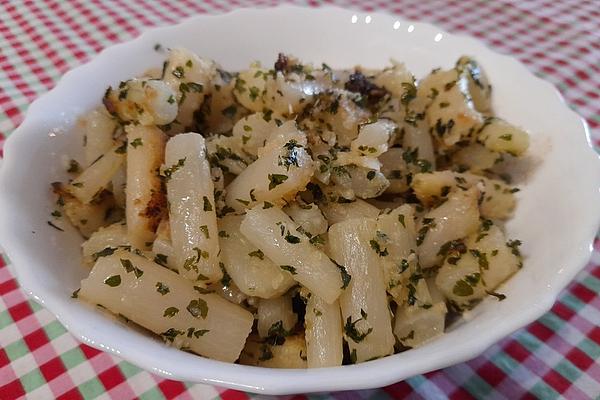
[{"xmin": 1, "ymin": 1, "xmax": 599, "ymax": 399}]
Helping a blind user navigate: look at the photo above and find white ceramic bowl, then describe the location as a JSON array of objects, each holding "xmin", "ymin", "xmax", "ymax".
[{"xmin": 1, "ymin": 6, "xmax": 599, "ymax": 395}]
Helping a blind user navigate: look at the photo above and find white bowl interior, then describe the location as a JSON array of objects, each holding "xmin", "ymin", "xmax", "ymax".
[{"xmin": 0, "ymin": 6, "xmax": 599, "ymax": 395}]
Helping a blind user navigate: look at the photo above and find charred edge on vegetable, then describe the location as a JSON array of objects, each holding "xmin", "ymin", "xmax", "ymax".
[{"xmin": 344, "ymin": 71, "xmax": 388, "ymax": 105}]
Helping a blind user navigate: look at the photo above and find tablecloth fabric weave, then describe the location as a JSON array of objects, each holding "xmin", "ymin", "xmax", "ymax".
[{"xmin": 1, "ymin": 0, "xmax": 599, "ymax": 399}]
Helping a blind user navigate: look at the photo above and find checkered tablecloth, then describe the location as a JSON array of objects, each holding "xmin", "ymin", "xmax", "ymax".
[{"xmin": 1, "ymin": 0, "xmax": 599, "ymax": 398}]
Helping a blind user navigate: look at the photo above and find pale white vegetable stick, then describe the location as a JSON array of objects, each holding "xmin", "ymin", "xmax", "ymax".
[
  {"xmin": 225, "ymin": 122, "xmax": 314, "ymax": 211},
  {"xmin": 240, "ymin": 205, "xmax": 344, "ymax": 304},
  {"xmin": 257, "ymin": 294, "xmax": 298, "ymax": 338},
  {"xmin": 68, "ymin": 144, "xmax": 125, "ymax": 204},
  {"xmin": 479, "ymin": 118, "xmax": 529, "ymax": 156},
  {"xmin": 418, "ymin": 188, "xmax": 480, "ymax": 269},
  {"xmin": 393, "ymin": 302, "xmax": 447, "ymax": 348},
  {"xmin": 205, "ymin": 134, "xmax": 250, "ymax": 176},
  {"xmin": 465, "ymin": 224, "xmax": 521, "ymax": 290},
  {"xmin": 319, "ymin": 199, "xmax": 379, "ymax": 226},
  {"xmin": 478, "ymin": 178, "xmax": 517, "ymax": 220},
  {"xmin": 104, "ymin": 78, "xmax": 178, "ymax": 126},
  {"xmin": 456, "ymin": 56, "xmax": 492, "ymax": 113},
  {"xmin": 350, "ymin": 119, "xmax": 396, "ymax": 157},
  {"xmin": 411, "ymin": 170, "xmax": 457, "ymax": 205},
  {"xmin": 82, "ymin": 222, "xmax": 129, "ymax": 264},
  {"xmin": 402, "ymin": 122, "xmax": 436, "ymax": 169},
  {"xmin": 435, "ymin": 250, "xmax": 487, "ymax": 306},
  {"xmin": 376, "ymin": 205, "xmax": 421, "ymax": 304},
  {"xmin": 78, "ymin": 251, "xmax": 254, "ymax": 363},
  {"xmin": 125, "ymin": 125, "xmax": 166, "ymax": 250},
  {"xmin": 219, "ymin": 215, "xmax": 295, "ymax": 299},
  {"xmin": 80, "ymin": 108, "xmax": 117, "ymax": 167},
  {"xmin": 373, "ymin": 61, "xmax": 413, "ymax": 98},
  {"xmin": 165, "ymin": 133, "xmax": 220, "ymax": 282},
  {"xmin": 328, "ymin": 164, "xmax": 390, "ymax": 199},
  {"xmin": 328, "ymin": 218, "xmax": 395, "ymax": 363},
  {"xmin": 305, "ymin": 294, "xmax": 343, "ymax": 368},
  {"xmin": 451, "ymin": 143, "xmax": 500, "ymax": 173},
  {"xmin": 162, "ymin": 48, "xmax": 215, "ymax": 132},
  {"xmin": 319, "ymin": 92, "xmax": 369, "ymax": 147},
  {"xmin": 231, "ymin": 112, "xmax": 277, "ymax": 158},
  {"xmin": 283, "ymin": 202, "xmax": 327, "ymax": 237},
  {"xmin": 436, "ymin": 223, "xmax": 521, "ymax": 308},
  {"xmin": 417, "ymin": 69, "xmax": 483, "ymax": 150},
  {"xmin": 53, "ymin": 183, "xmax": 119, "ymax": 238},
  {"xmin": 412, "ymin": 171, "xmax": 516, "ymax": 220},
  {"xmin": 331, "ymin": 152, "xmax": 381, "ymax": 175},
  {"xmin": 264, "ymin": 71, "xmax": 315, "ymax": 116},
  {"xmin": 233, "ymin": 66, "xmax": 268, "ymax": 112}
]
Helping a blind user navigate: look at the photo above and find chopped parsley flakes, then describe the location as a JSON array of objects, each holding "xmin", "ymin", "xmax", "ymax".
[
  {"xmin": 203, "ymin": 196, "xmax": 213, "ymax": 211},
  {"xmin": 104, "ymin": 275, "xmax": 121, "ymax": 287},
  {"xmin": 162, "ymin": 158, "xmax": 186, "ymax": 181},
  {"xmin": 130, "ymin": 138, "xmax": 143, "ymax": 148},
  {"xmin": 156, "ymin": 281, "xmax": 170, "ymax": 295},
  {"xmin": 163, "ymin": 307, "xmax": 179, "ymax": 317},
  {"xmin": 344, "ymin": 309, "xmax": 372, "ymax": 343},
  {"xmin": 187, "ymin": 298, "xmax": 209, "ymax": 319},
  {"xmin": 248, "ymin": 249, "xmax": 265, "ymax": 260},
  {"xmin": 280, "ymin": 265, "xmax": 297, "ymax": 275},
  {"xmin": 268, "ymin": 174, "xmax": 288, "ymax": 190}
]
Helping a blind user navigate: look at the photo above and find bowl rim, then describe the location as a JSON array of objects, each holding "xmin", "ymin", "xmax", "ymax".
[{"xmin": 1, "ymin": 5, "xmax": 600, "ymax": 395}]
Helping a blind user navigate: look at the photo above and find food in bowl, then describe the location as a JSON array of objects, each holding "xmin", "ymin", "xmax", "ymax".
[{"xmin": 50, "ymin": 48, "xmax": 528, "ymax": 368}]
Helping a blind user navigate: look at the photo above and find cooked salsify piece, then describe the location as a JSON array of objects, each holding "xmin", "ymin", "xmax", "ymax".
[
  {"xmin": 125, "ymin": 125, "xmax": 166, "ymax": 250},
  {"xmin": 305, "ymin": 293, "xmax": 344, "ymax": 368},
  {"xmin": 67, "ymin": 142, "xmax": 125, "ymax": 204},
  {"xmin": 328, "ymin": 218, "xmax": 396, "ymax": 363},
  {"xmin": 55, "ymin": 48, "xmax": 529, "ymax": 367},
  {"xmin": 164, "ymin": 133, "xmax": 221, "ymax": 283},
  {"xmin": 103, "ymin": 78, "xmax": 178, "ymax": 126},
  {"xmin": 225, "ymin": 121, "xmax": 315, "ymax": 210},
  {"xmin": 218, "ymin": 214, "xmax": 295, "ymax": 298},
  {"xmin": 417, "ymin": 187, "xmax": 481, "ymax": 269},
  {"xmin": 239, "ymin": 205, "xmax": 345, "ymax": 304},
  {"xmin": 161, "ymin": 48, "xmax": 216, "ymax": 134},
  {"xmin": 78, "ymin": 250, "xmax": 253, "ymax": 363},
  {"xmin": 78, "ymin": 107, "xmax": 118, "ymax": 168},
  {"xmin": 375, "ymin": 204, "xmax": 423, "ymax": 305},
  {"xmin": 256, "ymin": 293, "xmax": 298, "ymax": 338}
]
